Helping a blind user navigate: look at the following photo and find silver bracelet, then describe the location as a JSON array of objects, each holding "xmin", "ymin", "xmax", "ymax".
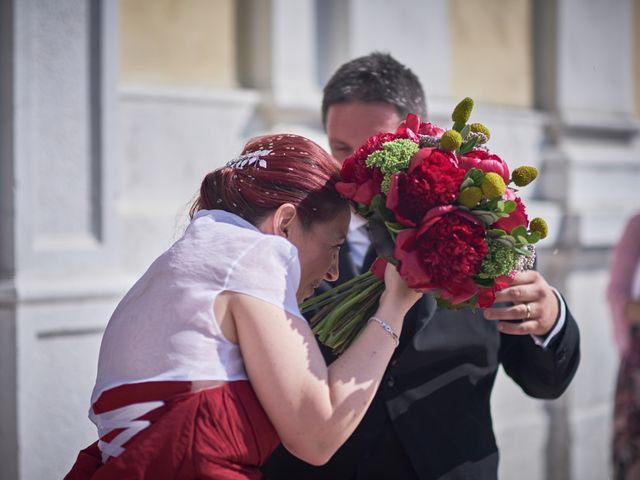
[{"xmin": 369, "ymin": 316, "xmax": 400, "ymax": 347}]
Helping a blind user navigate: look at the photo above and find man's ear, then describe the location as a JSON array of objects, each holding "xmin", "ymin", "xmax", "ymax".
[{"xmin": 272, "ymin": 203, "xmax": 297, "ymax": 238}]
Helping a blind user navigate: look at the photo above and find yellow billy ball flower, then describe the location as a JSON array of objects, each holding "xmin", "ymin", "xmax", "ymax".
[
  {"xmin": 452, "ymin": 97, "xmax": 474, "ymax": 123},
  {"xmin": 511, "ymin": 166, "xmax": 538, "ymax": 187},
  {"xmin": 529, "ymin": 217, "xmax": 548, "ymax": 239},
  {"xmin": 440, "ymin": 129, "xmax": 462, "ymax": 151},
  {"xmin": 459, "ymin": 186, "xmax": 482, "ymax": 208},
  {"xmin": 470, "ymin": 123, "xmax": 490, "ymax": 143},
  {"xmin": 481, "ymin": 172, "xmax": 506, "ymax": 199}
]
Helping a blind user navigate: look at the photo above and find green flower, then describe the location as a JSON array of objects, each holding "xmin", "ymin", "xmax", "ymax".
[
  {"xmin": 529, "ymin": 217, "xmax": 548, "ymax": 239},
  {"xmin": 481, "ymin": 172, "xmax": 506, "ymax": 199},
  {"xmin": 479, "ymin": 240, "xmax": 518, "ymax": 278},
  {"xmin": 458, "ymin": 186, "xmax": 482, "ymax": 208},
  {"xmin": 366, "ymin": 139, "xmax": 419, "ymax": 193},
  {"xmin": 452, "ymin": 97, "xmax": 474, "ymax": 123},
  {"xmin": 469, "ymin": 123, "xmax": 490, "ymax": 143},
  {"xmin": 511, "ymin": 166, "xmax": 538, "ymax": 187},
  {"xmin": 440, "ymin": 130, "xmax": 462, "ymax": 151}
]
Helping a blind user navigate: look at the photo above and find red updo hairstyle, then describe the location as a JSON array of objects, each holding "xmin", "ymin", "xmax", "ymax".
[{"xmin": 190, "ymin": 134, "xmax": 349, "ymax": 228}]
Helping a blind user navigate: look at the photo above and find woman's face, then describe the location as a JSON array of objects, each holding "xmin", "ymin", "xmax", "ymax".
[{"xmin": 291, "ymin": 207, "xmax": 351, "ymax": 302}]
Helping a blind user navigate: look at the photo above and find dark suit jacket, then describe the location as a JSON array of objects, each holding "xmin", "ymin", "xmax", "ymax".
[{"xmin": 262, "ymin": 243, "xmax": 580, "ymax": 480}]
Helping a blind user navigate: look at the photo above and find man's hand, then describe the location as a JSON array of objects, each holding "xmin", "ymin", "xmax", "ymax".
[{"xmin": 483, "ymin": 271, "xmax": 560, "ymax": 336}]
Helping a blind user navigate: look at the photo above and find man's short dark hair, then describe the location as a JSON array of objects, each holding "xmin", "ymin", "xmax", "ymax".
[{"xmin": 322, "ymin": 52, "xmax": 427, "ymax": 126}]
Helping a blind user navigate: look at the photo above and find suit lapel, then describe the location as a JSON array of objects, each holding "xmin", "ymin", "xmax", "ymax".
[{"xmin": 410, "ymin": 294, "xmax": 437, "ymax": 347}]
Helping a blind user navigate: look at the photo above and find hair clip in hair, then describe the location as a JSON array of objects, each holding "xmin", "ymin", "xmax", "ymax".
[{"xmin": 226, "ymin": 149, "xmax": 271, "ymax": 169}]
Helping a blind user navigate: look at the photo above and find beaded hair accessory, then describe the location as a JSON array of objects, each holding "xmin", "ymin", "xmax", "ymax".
[{"xmin": 225, "ymin": 149, "xmax": 272, "ymax": 169}]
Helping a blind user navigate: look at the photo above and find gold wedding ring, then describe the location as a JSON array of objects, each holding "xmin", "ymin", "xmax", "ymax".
[{"xmin": 524, "ymin": 302, "xmax": 531, "ymax": 320}]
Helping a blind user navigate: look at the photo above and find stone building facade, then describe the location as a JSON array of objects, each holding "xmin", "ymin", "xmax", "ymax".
[{"xmin": 1, "ymin": 1, "xmax": 639, "ymax": 478}]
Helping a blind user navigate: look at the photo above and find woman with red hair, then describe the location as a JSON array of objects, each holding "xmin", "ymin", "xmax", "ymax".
[{"xmin": 65, "ymin": 134, "xmax": 421, "ymax": 479}]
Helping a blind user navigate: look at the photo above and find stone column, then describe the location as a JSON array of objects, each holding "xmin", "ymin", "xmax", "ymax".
[
  {"xmin": 0, "ymin": 2, "xmax": 18, "ymax": 479},
  {"xmin": 0, "ymin": 1, "xmax": 123, "ymax": 478}
]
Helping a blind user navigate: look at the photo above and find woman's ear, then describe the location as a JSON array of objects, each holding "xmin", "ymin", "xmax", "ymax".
[{"xmin": 272, "ymin": 203, "xmax": 297, "ymax": 238}]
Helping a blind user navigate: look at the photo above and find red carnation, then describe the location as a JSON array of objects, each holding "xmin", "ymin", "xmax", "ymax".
[
  {"xmin": 394, "ymin": 206, "xmax": 488, "ymax": 304},
  {"xmin": 386, "ymin": 148, "xmax": 465, "ymax": 226}
]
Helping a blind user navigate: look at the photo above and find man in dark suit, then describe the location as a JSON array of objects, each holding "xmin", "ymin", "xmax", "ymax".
[{"xmin": 262, "ymin": 52, "xmax": 580, "ymax": 480}]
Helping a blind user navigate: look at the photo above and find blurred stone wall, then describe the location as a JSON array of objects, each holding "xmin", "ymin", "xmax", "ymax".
[{"xmin": 1, "ymin": 1, "xmax": 639, "ymax": 478}]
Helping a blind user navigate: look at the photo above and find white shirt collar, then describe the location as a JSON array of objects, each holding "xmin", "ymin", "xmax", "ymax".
[
  {"xmin": 349, "ymin": 209, "xmax": 367, "ymax": 233},
  {"xmin": 193, "ymin": 209, "xmax": 260, "ymax": 232}
]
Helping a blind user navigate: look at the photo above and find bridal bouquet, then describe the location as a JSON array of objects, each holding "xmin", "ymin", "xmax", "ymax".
[{"xmin": 303, "ymin": 97, "xmax": 548, "ymax": 354}]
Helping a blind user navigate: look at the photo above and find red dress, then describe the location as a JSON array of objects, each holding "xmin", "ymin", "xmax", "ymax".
[
  {"xmin": 65, "ymin": 380, "xmax": 279, "ymax": 479},
  {"xmin": 65, "ymin": 212, "xmax": 302, "ymax": 479}
]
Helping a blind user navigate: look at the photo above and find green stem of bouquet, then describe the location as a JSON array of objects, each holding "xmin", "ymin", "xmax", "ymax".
[
  {"xmin": 310, "ymin": 278, "xmax": 379, "ymax": 336},
  {"xmin": 301, "ymin": 273, "xmax": 380, "ymax": 314},
  {"xmin": 324, "ymin": 282, "xmax": 380, "ymax": 342},
  {"xmin": 300, "ymin": 271, "xmax": 376, "ymax": 313},
  {"xmin": 310, "ymin": 277, "xmax": 385, "ymax": 355},
  {"xmin": 326, "ymin": 283, "xmax": 384, "ymax": 354}
]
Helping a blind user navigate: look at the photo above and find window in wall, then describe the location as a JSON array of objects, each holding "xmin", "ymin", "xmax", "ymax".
[
  {"xmin": 235, "ymin": 0, "xmax": 271, "ymax": 90},
  {"xmin": 450, "ymin": 0, "xmax": 533, "ymax": 108},
  {"xmin": 120, "ymin": 0, "xmax": 237, "ymax": 89}
]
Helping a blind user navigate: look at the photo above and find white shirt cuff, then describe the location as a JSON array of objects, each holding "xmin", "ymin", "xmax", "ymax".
[{"xmin": 530, "ymin": 287, "xmax": 566, "ymax": 349}]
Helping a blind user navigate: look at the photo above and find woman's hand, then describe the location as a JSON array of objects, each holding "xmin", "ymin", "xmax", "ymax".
[{"xmin": 379, "ymin": 263, "xmax": 422, "ymax": 315}]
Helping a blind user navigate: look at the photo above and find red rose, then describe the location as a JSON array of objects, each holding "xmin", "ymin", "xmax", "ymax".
[
  {"xmin": 369, "ymin": 256, "xmax": 388, "ymax": 282},
  {"xmin": 459, "ymin": 149, "xmax": 510, "ymax": 184},
  {"xmin": 394, "ymin": 206, "xmax": 488, "ymax": 304},
  {"xmin": 495, "ymin": 274, "xmax": 514, "ymax": 289},
  {"xmin": 418, "ymin": 122, "xmax": 445, "ymax": 137},
  {"xmin": 396, "ymin": 114, "xmax": 445, "ymax": 139},
  {"xmin": 476, "ymin": 274, "xmax": 513, "ymax": 308},
  {"xmin": 477, "ymin": 288, "xmax": 496, "ymax": 308},
  {"xmin": 492, "ymin": 189, "xmax": 529, "ymax": 233},
  {"xmin": 336, "ymin": 132, "xmax": 413, "ymax": 205},
  {"xmin": 386, "ymin": 148, "xmax": 465, "ymax": 226},
  {"xmin": 335, "ymin": 176, "xmax": 381, "ymax": 205},
  {"xmin": 396, "ymin": 114, "xmax": 421, "ymax": 142}
]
